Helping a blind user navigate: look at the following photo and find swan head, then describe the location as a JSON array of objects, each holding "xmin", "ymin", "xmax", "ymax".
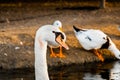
[
  {"xmin": 53, "ymin": 20, "xmax": 62, "ymax": 31},
  {"xmin": 53, "ymin": 31, "xmax": 69, "ymax": 50}
]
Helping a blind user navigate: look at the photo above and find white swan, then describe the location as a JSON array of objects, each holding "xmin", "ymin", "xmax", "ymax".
[
  {"xmin": 73, "ymin": 25, "xmax": 120, "ymax": 62},
  {"xmin": 34, "ymin": 20, "xmax": 69, "ymax": 80},
  {"xmin": 49, "ymin": 20, "xmax": 67, "ymax": 58}
]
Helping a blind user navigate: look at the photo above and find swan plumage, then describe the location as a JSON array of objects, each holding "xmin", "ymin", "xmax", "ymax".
[
  {"xmin": 73, "ymin": 25, "xmax": 120, "ymax": 61},
  {"xmin": 34, "ymin": 20, "xmax": 69, "ymax": 80}
]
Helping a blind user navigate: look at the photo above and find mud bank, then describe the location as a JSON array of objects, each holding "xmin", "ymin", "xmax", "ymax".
[{"xmin": 0, "ymin": 6, "xmax": 120, "ymax": 69}]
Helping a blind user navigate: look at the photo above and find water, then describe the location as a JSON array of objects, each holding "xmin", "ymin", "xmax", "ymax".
[{"xmin": 0, "ymin": 60, "xmax": 120, "ymax": 80}]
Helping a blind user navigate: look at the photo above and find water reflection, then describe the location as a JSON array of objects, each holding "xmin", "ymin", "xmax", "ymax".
[
  {"xmin": 83, "ymin": 60, "xmax": 120, "ymax": 80},
  {"xmin": 83, "ymin": 73, "xmax": 106, "ymax": 80},
  {"xmin": 110, "ymin": 61, "xmax": 120, "ymax": 80},
  {"xmin": 50, "ymin": 60, "xmax": 120, "ymax": 80},
  {"xmin": 0, "ymin": 69, "xmax": 34, "ymax": 80},
  {"xmin": 0, "ymin": 60, "xmax": 120, "ymax": 80}
]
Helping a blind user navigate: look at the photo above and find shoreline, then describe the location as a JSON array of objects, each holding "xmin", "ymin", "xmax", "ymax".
[{"xmin": 0, "ymin": 6, "xmax": 120, "ymax": 69}]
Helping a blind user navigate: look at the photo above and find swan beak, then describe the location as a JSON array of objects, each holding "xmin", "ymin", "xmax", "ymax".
[
  {"xmin": 56, "ymin": 35, "xmax": 69, "ymax": 50},
  {"xmin": 59, "ymin": 27, "xmax": 63, "ymax": 32}
]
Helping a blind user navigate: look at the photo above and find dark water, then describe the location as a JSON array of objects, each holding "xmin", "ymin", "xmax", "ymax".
[{"xmin": 0, "ymin": 60, "xmax": 120, "ymax": 80}]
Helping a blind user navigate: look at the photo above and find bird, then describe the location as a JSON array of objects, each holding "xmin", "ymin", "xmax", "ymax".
[
  {"xmin": 34, "ymin": 20, "xmax": 69, "ymax": 80},
  {"xmin": 73, "ymin": 25, "xmax": 120, "ymax": 62},
  {"xmin": 48, "ymin": 20, "xmax": 68, "ymax": 58}
]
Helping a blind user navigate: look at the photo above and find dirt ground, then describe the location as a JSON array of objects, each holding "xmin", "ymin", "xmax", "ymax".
[{"xmin": 0, "ymin": 4, "xmax": 120, "ymax": 69}]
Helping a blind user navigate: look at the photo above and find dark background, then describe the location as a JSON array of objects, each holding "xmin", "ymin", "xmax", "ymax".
[{"xmin": 0, "ymin": 0, "xmax": 120, "ymax": 3}]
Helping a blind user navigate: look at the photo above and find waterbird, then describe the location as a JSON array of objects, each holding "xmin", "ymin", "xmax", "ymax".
[
  {"xmin": 73, "ymin": 25, "xmax": 120, "ymax": 62},
  {"xmin": 34, "ymin": 20, "xmax": 69, "ymax": 80}
]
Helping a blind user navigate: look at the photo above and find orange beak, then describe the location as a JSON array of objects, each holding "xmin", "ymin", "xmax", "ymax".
[
  {"xmin": 56, "ymin": 35, "xmax": 69, "ymax": 50},
  {"xmin": 59, "ymin": 27, "xmax": 63, "ymax": 32}
]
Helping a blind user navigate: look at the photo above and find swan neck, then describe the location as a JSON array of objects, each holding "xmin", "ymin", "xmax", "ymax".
[
  {"xmin": 35, "ymin": 39, "xmax": 49, "ymax": 80},
  {"xmin": 108, "ymin": 43, "xmax": 120, "ymax": 59}
]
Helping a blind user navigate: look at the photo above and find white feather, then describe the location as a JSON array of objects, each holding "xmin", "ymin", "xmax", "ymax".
[
  {"xmin": 74, "ymin": 29, "xmax": 107, "ymax": 50},
  {"xmin": 73, "ymin": 26, "xmax": 120, "ymax": 59},
  {"xmin": 34, "ymin": 20, "xmax": 66, "ymax": 80}
]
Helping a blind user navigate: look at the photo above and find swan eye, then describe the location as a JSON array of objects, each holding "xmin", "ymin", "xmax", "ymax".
[
  {"xmin": 103, "ymin": 37, "xmax": 106, "ymax": 39},
  {"xmin": 56, "ymin": 23, "xmax": 59, "ymax": 25}
]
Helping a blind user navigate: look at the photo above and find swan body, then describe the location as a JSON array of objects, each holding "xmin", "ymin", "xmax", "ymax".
[
  {"xmin": 73, "ymin": 26, "xmax": 120, "ymax": 61},
  {"xmin": 34, "ymin": 20, "xmax": 69, "ymax": 80}
]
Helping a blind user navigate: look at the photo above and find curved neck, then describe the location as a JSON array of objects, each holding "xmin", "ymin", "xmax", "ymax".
[
  {"xmin": 108, "ymin": 41, "xmax": 120, "ymax": 59},
  {"xmin": 34, "ymin": 39, "xmax": 49, "ymax": 80}
]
